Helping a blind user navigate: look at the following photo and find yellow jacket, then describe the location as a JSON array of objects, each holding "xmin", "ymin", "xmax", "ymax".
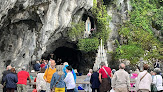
[{"xmin": 43, "ymin": 67, "xmax": 56, "ymax": 83}]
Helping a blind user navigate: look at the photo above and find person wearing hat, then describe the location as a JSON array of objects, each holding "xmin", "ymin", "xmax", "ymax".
[
  {"xmin": 152, "ymin": 68, "xmax": 163, "ymax": 92},
  {"xmin": 17, "ymin": 66, "xmax": 31, "ymax": 92}
]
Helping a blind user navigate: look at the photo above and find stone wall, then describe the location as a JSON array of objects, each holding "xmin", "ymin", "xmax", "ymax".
[{"xmin": 0, "ymin": 0, "xmax": 93, "ymax": 74}]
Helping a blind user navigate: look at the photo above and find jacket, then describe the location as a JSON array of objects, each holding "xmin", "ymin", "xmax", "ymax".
[
  {"xmin": 1, "ymin": 70, "xmax": 11, "ymax": 85},
  {"xmin": 5, "ymin": 73, "xmax": 18, "ymax": 89},
  {"xmin": 90, "ymin": 72, "xmax": 100, "ymax": 88},
  {"xmin": 34, "ymin": 63, "xmax": 40, "ymax": 71},
  {"xmin": 50, "ymin": 72, "xmax": 65, "ymax": 89},
  {"xmin": 111, "ymin": 69, "xmax": 130, "ymax": 89},
  {"xmin": 136, "ymin": 70, "xmax": 152, "ymax": 91}
]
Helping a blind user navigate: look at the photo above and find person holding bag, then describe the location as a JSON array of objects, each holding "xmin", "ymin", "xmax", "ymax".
[
  {"xmin": 136, "ymin": 64, "xmax": 152, "ymax": 92},
  {"xmin": 98, "ymin": 62, "xmax": 112, "ymax": 92},
  {"xmin": 50, "ymin": 65, "xmax": 65, "ymax": 92}
]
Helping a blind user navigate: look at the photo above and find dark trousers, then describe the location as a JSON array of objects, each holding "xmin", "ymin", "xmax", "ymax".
[
  {"xmin": 3, "ymin": 86, "xmax": 7, "ymax": 92},
  {"xmin": 92, "ymin": 88, "xmax": 100, "ymax": 92},
  {"xmin": 67, "ymin": 89, "xmax": 74, "ymax": 92},
  {"xmin": 6, "ymin": 88, "xmax": 15, "ymax": 92},
  {"xmin": 40, "ymin": 90, "xmax": 46, "ymax": 92}
]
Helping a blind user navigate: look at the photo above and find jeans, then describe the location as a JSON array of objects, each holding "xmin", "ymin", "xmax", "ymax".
[
  {"xmin": 40, "ymin": 90, "xmax": 46, "ymax": 92},
  {"xmin": 74, "ymin": 87, "xmax": 78, "ymax": 92},
  {"xmin": 17, "ymin": 84, "xmax": 27, "ymax": 92}
]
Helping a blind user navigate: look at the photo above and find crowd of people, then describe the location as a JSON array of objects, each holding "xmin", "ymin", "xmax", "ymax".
[
  {"xmin": 1, "ymin": 59, "xmax": 163, "ymax": 92},
  {"xmin": 89, "ymin": 63, "xmax": 163, "ymax": 92}
]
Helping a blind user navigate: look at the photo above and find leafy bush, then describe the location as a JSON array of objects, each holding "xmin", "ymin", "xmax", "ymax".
[
  {"xmin": 116, "ymin": 44, "xmax": 144, "ymax": 64},
  {"xmin": 78, "ymin": 38, "xmax": 99, "ymax": 52},
  {"xmin": 68, "ymin": 21, "xmax": 85, "ymax": 40}
]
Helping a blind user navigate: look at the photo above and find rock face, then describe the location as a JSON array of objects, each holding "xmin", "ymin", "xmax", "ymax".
[
  {"xmin": 0, "ymin": 0, "xmax": 93, "ymax": 73},
  {"xmin": 106, "ymin": 0, "xmax": 132, "ymax": 68}
]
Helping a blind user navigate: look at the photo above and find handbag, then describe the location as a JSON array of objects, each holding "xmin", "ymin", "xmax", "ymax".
[
  {"xmin": 102, "ymin": 67, "xmax": 111, "ymax": 83},
  {"xmin": 52, "ymin": 75, "xmax": 62, "ymax": 92},
  {"xmin": 151, "ymin": 76, "xmax": 157, "ymax": 92}
]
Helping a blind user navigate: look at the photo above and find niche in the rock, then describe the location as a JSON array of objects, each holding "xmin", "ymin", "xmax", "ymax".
[
  {"xmin": 82, "ymin": 14, "xmax": 95, "ymax": 29},
  {"xmin": 82, "ymin": 13, "xmax": 95, "ymax": 38},
  {"xmin": 53, "ymin": 46, "xmax": 82, "ymax": 70}
]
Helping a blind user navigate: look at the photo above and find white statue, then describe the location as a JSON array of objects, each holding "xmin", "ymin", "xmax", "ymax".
[{"xmin": 84, "ymin": 17, "xmax": 91, "ymax": 38}]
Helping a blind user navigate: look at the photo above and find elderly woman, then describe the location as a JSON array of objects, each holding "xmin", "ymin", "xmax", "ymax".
[
  {"xmin": 90, "ymin": 67, "xmax": 100, "ymax": 92},
  {"xmin": 36, "ymin": 68, "xmax": 46, "ymax": 92},
  {"xmin": 50, "ymin": 65, "xmax": 65, "ymax": 92},
  {"xmin": 152, "ymin": 68, "xmax": 163, "ymax": 92}
]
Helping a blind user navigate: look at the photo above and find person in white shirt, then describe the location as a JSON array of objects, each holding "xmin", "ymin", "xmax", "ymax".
[
  {"xmin": 152, "ymin": 68, "xmax": 163, "ymax": 92},
  {"xmin": 64, "ymin": 66, "xmax": 75, "ymax": 92},
  {"xmin": 36, "ymin": 68, "xmax": 46, "ymax": 92},
  {"xmin": 136, "ymin": 64, "xmax": 152, "ymax": 92}
]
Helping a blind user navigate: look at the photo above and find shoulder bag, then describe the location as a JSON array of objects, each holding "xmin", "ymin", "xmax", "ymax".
[
  {"xmin": 102, "ymin": 67, "xmax": 111, "ymax": 83},
  {"xmin": 52, "ymin": 75, "xmax": 62, "ymax": 92}
]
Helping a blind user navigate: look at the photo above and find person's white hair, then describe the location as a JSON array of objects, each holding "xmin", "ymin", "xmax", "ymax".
[
  {"xmin": 56, "ymin": 65, "xmax": 64, "ymax": 75},
  {"xmin": 93, "ymin": 67, "xmax": 98, "ymax": 72},
  {"xmin": 7, "ymin": 65, "xmax": 12, "ymax": 70},
  {"xmin": 63, "ymin": 62, "xmax": 69, "ymax": 66},
  {"xmin": 22, "ymin": 66, "xmax": 26, "ymax": 70},
  {"xmin": 36, "ymin": 61, "xmax": 40, "ymax": 63},
  {"xmin": 89, "ymin": 69, "xmax": 93, "ymax": 73}
]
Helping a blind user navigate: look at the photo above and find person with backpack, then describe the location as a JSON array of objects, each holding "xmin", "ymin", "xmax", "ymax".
[
  {"xmin": 98, "ymin": 62, "xmax": 112, "ymax": 92},
  {"xmin": 50, "ymin": 65, "xmax": 65, "ymax": 92}
]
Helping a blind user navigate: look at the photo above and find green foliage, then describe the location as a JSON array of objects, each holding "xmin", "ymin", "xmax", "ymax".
[
  {"xmin": 76, "ymin": 0, "xmax": 110, "ymax": 52},
  {"xmin": 78, "ymin": 38, "xmax": 99, "ymax": 52},
  {"xmin": 68, "ymin": 21, "xmax": 85, "ymax": 40},
  {"xmin": 91, "ymin": 0, "xmax": 110, "ymax": 43},
  {"xmin": 116, "ymin": 44, "xmax": 144, "ymax": 64},
  {"xmin": 116, "ymin": 0, "xmax": 163, "ymax": 64},
  {"xmin": 153, "ymin": 6, "xmax": 163, "ymax": 30}
]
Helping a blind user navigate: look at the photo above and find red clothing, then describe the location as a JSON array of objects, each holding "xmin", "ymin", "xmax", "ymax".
[
  {"xmin": 99, "ymin": 66, "xmax": 111, "ymax": 78},
  {"xmin": 40, "ymin": 64, "xmax": 45, "ymax": 68},
  {"xmin": 17, "ymin": 71, "xmax": 29, "ymax": 85}
]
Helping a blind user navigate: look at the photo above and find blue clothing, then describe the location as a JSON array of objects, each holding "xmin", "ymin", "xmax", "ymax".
[
  {"xmin": 63, "ymin": 65, "xmax": 76, "ymax": 82},
  {"xmin": 50, "ymin": 72, "xmax": 65, "ymax": 89},
  {"xmin": 34, "ymin": 63, "xmax": 40, "ymax": 71},
  {"xmin": 5, "ymin": 73, "xmax": 18, "ymax": 89},
  {"xmin": 45, "ymin": 64, "xmax": 48, "ymax": 69},
  {"xmin": 90, "ymin": 72, "xmax": 100, "ymax": 88}
]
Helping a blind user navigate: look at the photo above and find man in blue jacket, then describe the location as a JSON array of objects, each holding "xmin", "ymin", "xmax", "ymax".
[{"xmin": 4, "ymin": 68, "xmax": 18, "ymax": 92}]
